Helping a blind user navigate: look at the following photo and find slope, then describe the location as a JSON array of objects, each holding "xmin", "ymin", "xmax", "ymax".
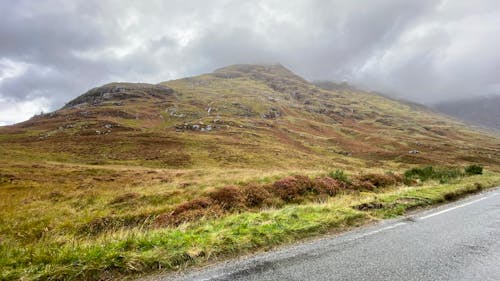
[
  {"xmin": 1, "ymin": 64, "xmax": 500, "ymax": 280},
  {"xmin": 1, "ymin": 64, "xmax": 499, "ymax": 171}
]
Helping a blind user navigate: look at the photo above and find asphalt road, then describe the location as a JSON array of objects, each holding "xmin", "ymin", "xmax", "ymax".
[{"xmin": 152, "ymin": 188, "xmax": 500, "ymax": 281}]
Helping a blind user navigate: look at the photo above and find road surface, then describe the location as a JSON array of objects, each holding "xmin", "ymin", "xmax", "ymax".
[{"xmin": 151, "ymin": 188, "xmax": 500, "ymax": 281}]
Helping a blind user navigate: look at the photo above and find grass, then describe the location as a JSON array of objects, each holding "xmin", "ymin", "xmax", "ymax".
[
  {"xmin": 1, "ymin": 166, "xmax": 499, "ymax": 280},
  {"xmin": 361, "ymin": 173, "xmax": 498, "ymax": 218},
  {"xmin": 403, "ymin": 165, "xmax": 464, "ymax": 184},
  {"xmin": 327, "ymin": 169, "xmax": 351, "ymax": 184},
  {"xmin": 465, "ymin": 164, "xmax": 483, "ymax": 175},
  {"xmin": 1, "ymin": 205, "xmax": 366, "ymax": 280}
]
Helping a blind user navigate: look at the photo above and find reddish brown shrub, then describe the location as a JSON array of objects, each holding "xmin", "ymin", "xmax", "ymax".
[
  {"xmin": 242, "ymin": 184, "xmax": 272, "ymax": 207},
  {"xmin": 172, "ymin": 197, "xmax": 212, "ymax": 215},
  {"xmin": 351, "ymin": 179, "xmax": 376, "ymax": 191},
  {"xmin": 208, "ymin": 186, "xmax": 245, "ymax": 210},
  {"xmin": 155, "ymin": 208, "xmax": 221, "ymax": 227},
  {"xmin": 154, "ymin": 197, "xmax": 222, "ymax": 226},
  {"xmin": 272, "ymin": 175, "xmax": 313, "ymax": 202},
  {"xmin": 390, "ymin": 173, "xmax": 404, "ymax": 183},
  {"xmin": 354, "ymin": 173, "xmax": 397, "ymax": 188},
  {"xmin": 312, "ymin": 177, "xmax": 344, "ymax": 196}
]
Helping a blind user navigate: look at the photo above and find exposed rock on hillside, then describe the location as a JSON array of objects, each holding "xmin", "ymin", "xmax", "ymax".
[
  {"xmin": 64, "ymin": 82, "xmax": 174, "ymax": 108},
  {"xmin": 214, "ymin": 64, "xmax": 315, "ymax": 100}
]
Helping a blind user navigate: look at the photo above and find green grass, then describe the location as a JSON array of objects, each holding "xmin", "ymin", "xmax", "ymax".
[
  {"xmin": 1, "ymin": 205, "xmax": 366, "ymax": 280},
  {"xmin": 1, "ymin": 171, "xmax": 499, "ymax": 280},
  {"xmin": 327, "ymin": 169, "xmax": 351, "ymax": 184},
  {"xmin": 465, "ymin": 164, "xmax": 483, "ymax": 175},
  {"xmin": 403, "ymin": 165, "xmax": 465, "ymax": 184},
  {"xmin": 362, "ymin": 172, "xmax": 499, "ymax": 218}
]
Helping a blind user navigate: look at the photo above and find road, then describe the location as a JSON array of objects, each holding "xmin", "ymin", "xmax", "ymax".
[{"xmin": 152, "ymin": 188, "xmax": 500, "ymax": 281}]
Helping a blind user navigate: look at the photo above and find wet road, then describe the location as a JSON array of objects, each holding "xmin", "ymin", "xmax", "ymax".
[{"xmin": 153, "ymin": 188, "xmax": 500, "ymax": 281}]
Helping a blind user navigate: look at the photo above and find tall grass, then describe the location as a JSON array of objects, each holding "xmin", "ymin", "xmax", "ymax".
[
  {"xmin": 0, "ymin": 205, "xmax": 367, "ymax": 280},
  {"xmin": 0, "ymin": 166, "xmax": 497, "ymax": 280},
  {"xmin": 327, "ymin": 169, "xmax": 351, "ymax": 184},
  {"xmin": 465, "ymin": 164, "xmax": 483, "ymax": 175},
  {"xmin": 403, "ymin": 166, "xmax": 465, "ymax": 184}
]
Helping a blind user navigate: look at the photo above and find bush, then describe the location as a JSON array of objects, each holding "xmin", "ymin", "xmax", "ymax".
[
  {"xmin": 242, "ymin": 184, "xmax": 271, "ymax": 207},
  {"xmin": 208, "ymin": 186, "xmax": 245, "ymax": 210},
  {"xmin": 312, "ymin": 177, "xmax": 344, "ymax": 196},
  {"xmin": 404, "ymin": 166, "xmax": 464, "ymax": 184},
  {"xmin": 354, "ymin": 173, "xmax": 398, "ymax": 188},
  {"xmin": 404, "ymin": 166, "xmax": 435, "ymax": 182},
  {"xmin": 272, "ymin": 175, "xmax": 313, "ymax": 202},
  {"xmin": 351, "ymin": 179, "xmax": 376, "ymax": 191},
  {"xmin": 171, "ymin": 197, "xmax": 213, "ymax": 215},
  {"xmin": 327, "ymin": 169, "xmax": 351, "ymax": 184},
  {"xmin": 465, "ymin": 164, "xmax": 483, "ymax": 175},
  {"xmin": 437, "ymin": 168, "xmax": 464, "ymax": 183},
  {"xmin": 155, "ymin": 197, "xmax": 221, "ymax": 226}
]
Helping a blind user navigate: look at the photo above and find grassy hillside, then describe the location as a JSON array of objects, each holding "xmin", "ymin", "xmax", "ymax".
[
  {"xmin": 1, "ymin": 64, "xmax": 499, "ymax": 280},
  {"xmin": 2, "ymin": 64, "xmax": 498, "ymax": 169}
]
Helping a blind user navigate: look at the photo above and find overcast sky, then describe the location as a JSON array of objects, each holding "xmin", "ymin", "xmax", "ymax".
[{"xmin": 1, "ymin": 0, "xmax": 500, "ymax": 125}]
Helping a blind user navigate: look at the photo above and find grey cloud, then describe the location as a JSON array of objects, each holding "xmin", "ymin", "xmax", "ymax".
[{"xmin": 1, "ymin": 0, "xmax": 500, "ymax": 124}]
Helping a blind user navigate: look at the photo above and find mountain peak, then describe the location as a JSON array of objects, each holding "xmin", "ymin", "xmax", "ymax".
[
  {"xmin": 214, "ymin": 63, "xmax": 289, "ymax": 73},
  {"xmin": 213, "ymin": 63, "xmax": 307, "ymax": 83}
]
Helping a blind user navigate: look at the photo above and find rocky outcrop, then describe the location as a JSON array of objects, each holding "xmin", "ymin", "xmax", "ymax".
[
  {"xmin": 262, "ymin": 107, "xmax": 281, "ymax": 119},
  {"xmin": 64, "ymin": 83, "xmax": 174, "ymax": 108},
  {"xmin": 213, "ymin": 64, "xmax": 315, "ymax": 101}
]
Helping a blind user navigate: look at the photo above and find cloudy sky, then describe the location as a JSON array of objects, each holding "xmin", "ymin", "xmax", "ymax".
[{"xmin": 1, "ymin": 0, "xmax": 500, "ymax": 125}]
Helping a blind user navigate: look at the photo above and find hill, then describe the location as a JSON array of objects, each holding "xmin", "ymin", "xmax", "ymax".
[
  {"xmin": 2, "ymin": 64, "xmax": 499, "ymax": 169},
  {"xmin": 1, "ymin": 64, "xmax": 500, "ymax": 280},
  {"xmin": 434, "ymin": 95, "xmax": 500, "ymax": 131}
]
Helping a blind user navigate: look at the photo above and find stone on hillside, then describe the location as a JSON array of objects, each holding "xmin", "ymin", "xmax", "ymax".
[{"xmin": 263, "ymin": 107, "xmax": 281, "ymax": 119}]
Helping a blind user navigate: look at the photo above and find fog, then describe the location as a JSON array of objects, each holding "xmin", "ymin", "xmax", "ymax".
[{"xmin": 1, "ymin": 0, "xmax": 500, "ymax": 125}]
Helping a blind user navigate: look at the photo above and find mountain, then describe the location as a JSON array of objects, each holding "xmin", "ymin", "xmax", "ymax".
[
  {"xmin": 2, "ymin": 64, "xmax": 500, "ymax": 280},
  {"xmin": 434, "ymin": 95, "xmax": 500, "ymax": 131},
  {"xmin": 1, "ymin": 64, "xmax": 499, "ymax": 170}
]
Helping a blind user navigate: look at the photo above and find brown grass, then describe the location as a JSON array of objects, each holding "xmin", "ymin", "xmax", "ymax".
[{"xmin": 109, "ymin": 192, "xmax": 140, "ymax": 204}]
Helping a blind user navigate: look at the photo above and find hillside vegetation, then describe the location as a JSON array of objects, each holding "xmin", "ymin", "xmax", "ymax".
[{"xmin": 1, "ymin": 64, "xmax": 499, "ymax": 280}]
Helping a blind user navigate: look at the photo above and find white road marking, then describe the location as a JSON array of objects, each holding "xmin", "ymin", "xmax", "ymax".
[
  {"xmin": 192, "ymin": 223, "xmax": 410, "ymax": 281},
  {"xmin": 419, "ymin": 193, "xmax": 497, "ymax": 221},
  {"xmin": 362, "ymin": 222, "xmax": 406, "ymax": 237},
  {"xmin": 170, "ymin": 190, "xmax": 500, "ymax": 281},
  {"xmin": 351, "ymin": 222, "xmax": 407, "ymax": 241}
]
